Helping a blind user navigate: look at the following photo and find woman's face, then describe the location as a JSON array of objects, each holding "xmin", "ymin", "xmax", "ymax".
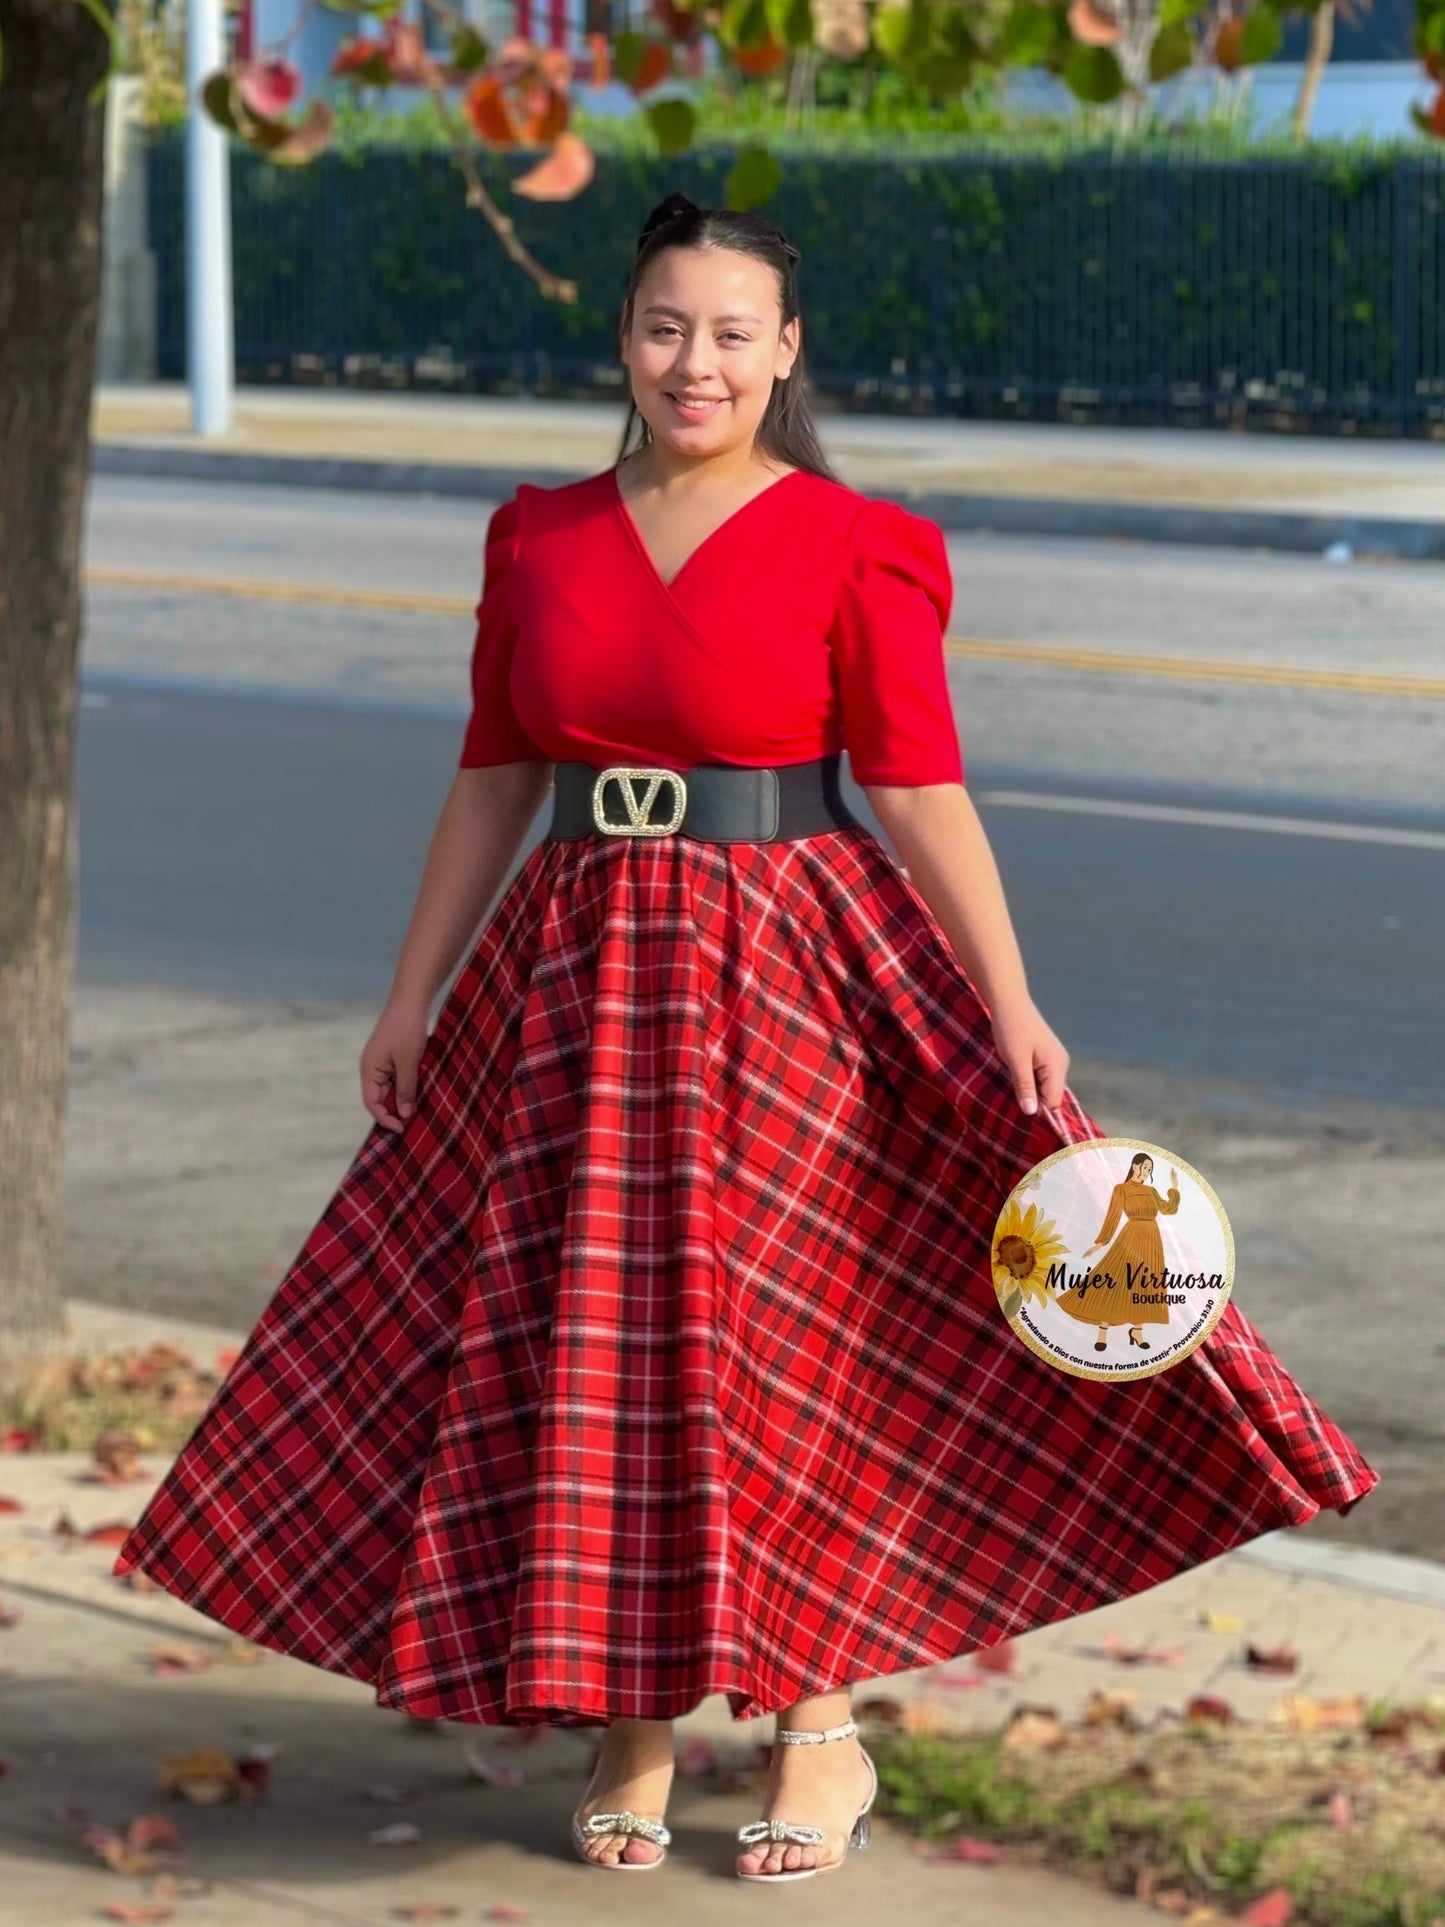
[
  {"xmin": 1134, "ymin": 1159, "xmax": 1153, "ymax": 1183},
  {"xmin": 620, "ymin": 244, "xmax": 799, "ymax": 461}
]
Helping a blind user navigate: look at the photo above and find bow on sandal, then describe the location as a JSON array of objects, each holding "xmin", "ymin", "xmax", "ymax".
[
  {"xmin": 571, "ymin": 1806, "xmax": 672, "ymax": 1871},
  {"xmin": 735, "ymin": 1715, "xmax": 878, "ymax": 1882}
]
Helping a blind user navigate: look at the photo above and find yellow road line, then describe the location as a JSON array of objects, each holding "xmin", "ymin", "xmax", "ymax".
[
  {"xmin": 90, "ymin": 567, "xmax": 466, "ymax": 616},
  {"xmin": 86, "ymin": 568, "xmax": 1445, "ymax": 701}
]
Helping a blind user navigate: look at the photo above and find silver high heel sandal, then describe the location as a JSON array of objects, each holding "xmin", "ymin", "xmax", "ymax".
[{"xmin": 735, "ymin": 1714, "xmax": 878, "ymax": 1882}]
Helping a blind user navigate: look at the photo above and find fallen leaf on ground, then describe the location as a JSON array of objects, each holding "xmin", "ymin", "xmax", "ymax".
[
  {"xmin": 1198, "ymin": 1610, "xmax": 1247, "ymax": 1632},
  {"xmin": 147, "ymin": 1643, "xmax": 217, "ymax": 1676},
  {"xmin": 157, "ymin": 1746, "xmax": 243, "ymax": 1803},
  {"xmin": 101, "ymin": 1905, "xmax": 174, "ymax": 1923},
  {"xmin": 1276, "ymin": 1691, "xmax": 1367, "ymax": 1732},
  {"xmin": 0, "ymin": 1496, "xmax": 23, "ymax": 1514},
  {"xmin": 1241, "ymin": 1889, "xmax": 1294, "ymax": 1926},
  {"xmin": 916, "ymin": 1833, "xmax": 1006, "ymax": 1862},
  {"xmin": 483, "ymin": 1907, "xmax": 530, "ymax": 1922},
  {"xmin": 391, "ymin": 1907, "xmax": 459, "ymax": 1921},
  {"xmin": 972, "ymin": 1640, "xmax": 1019, "ymax": 1674},
  {"xmin": 1185, "ymin": 1694, "xmax": 1236, "ymax": 1725},
  {"xmin": 1245, "ymin": 1641, "xmax": 1299, "ymax": 1674},
  {"xmin": 999, "ymin": 1706, "xmax": 1067, "ymax": 1751},
  {"xmin": 1081, "ymin": 1688, "xmax": 1142, "ymax": 1726},
  {"xmin": 1100, "ymin": 1634, "xmax": 1188, "ymax": 1665},
  {"xmin": 0, "ymin": 1596, "xmax": 22, "ymax": 1629}
]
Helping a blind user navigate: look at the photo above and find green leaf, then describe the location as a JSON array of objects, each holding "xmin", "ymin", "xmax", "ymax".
[
  {"xmin": 1238, "ymin": 4, "xmax": 1283, "ymax": 63},
  {"xmin": 1062, "ymin": 39, "xmax": 1124, "ymax": 101},
  {"xmin": 201, "ymin": 69, "xmax": 243, "ymax": 132},
  {"xmin": 1158, "ymin": 0, "xmax": 1207, "ymax": 24},
  {"xmin": 725, "ymin": 145, "xmax": 782, "ymax": 208},
  {"xmin": 722, "ymin": 0, "xmax": 772, "ymax": 48},
  {"xmin": 766, "ymin": 0, "xmax": 814, "ymax": 50},
  {"xmin": 1149, "ymin": 20, "xmax": 1193, "ymax": 79},
  {"xmin": 873, "ymin": 0, "xmax": 934, "ymax": 63},
  {"xmin": 1004, "ymin": 0, "xmax": 1065, "ymax": 61},
  {"xmin": 645, "ymin": 95, "xmax": 697, "ymax": 154},
  {"xmin": 450, "ymin": 25, "xmax": 488, "ymax": 71},
  {"xmin": 1000, "ymin": 1286, "xmax": 1023, "ymax": 1322}
]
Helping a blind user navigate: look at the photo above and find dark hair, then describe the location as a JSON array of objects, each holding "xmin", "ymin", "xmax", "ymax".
[
  {"xmin": 614, "ymin": 191, "xmax": 839, "ymax": 483},
  {"xmin": 1126, "ymin": 1154, "xmax": 1154, "ymax": 1182}
]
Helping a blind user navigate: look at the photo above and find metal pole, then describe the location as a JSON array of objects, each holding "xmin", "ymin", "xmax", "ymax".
[{"xmin": 186, "ymin": 0, "xmax": 234, "ymax": 434}]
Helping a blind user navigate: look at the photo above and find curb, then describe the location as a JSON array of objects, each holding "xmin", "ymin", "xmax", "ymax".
[{"xmin": 92, "ymin": 442, "xmax": 1445, "ymax": 563}]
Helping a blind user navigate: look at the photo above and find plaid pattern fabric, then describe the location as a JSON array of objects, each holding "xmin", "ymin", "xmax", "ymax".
[{"xmin": 113, "ymin": 824, "xmax": 1378, "ymax": 1728}]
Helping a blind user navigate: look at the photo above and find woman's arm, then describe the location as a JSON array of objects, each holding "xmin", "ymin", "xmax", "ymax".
[
  {"xmin": 864, "ymin": 781, "xmax": 1068, "ymax": 1117},
  {"xmin": 389, "ymin": 762, "xmax": 555, "ymax": 1009},
  {"xmin": 360, "ymin": 761, "xmax": 553, "ymax": 1131}
]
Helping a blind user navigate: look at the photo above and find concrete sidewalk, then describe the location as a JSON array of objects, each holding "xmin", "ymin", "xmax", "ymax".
[
  {"xmin": 93, "ymin": 382, "xmax": 1445, "ymax": 560},
  {"xmin": 1, "ymin": 1295, "xmax": 1441, "ymax": 1924}
]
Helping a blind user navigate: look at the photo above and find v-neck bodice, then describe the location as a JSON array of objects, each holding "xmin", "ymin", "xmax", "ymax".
[
  {"xmin": 610, "ymin": 464, "xmax": 808, "ymax": 597},
  {"xmin": 456, "ymin": 466, "xmax": 967, "ymax": 790}
]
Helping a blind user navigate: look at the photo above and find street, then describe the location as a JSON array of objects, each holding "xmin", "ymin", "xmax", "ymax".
[{"xmin": 67, "ymin": 474, "xmax": 1445, "ymax": 1561}]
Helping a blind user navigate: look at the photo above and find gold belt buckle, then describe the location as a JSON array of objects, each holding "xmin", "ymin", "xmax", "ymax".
[{"xmin": 591, "ymin": 765, "xmax": 688, "ymax": 836}]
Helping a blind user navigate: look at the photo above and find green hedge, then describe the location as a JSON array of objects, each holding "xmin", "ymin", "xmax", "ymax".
[{"xmin": 146, "ymin": 133, "xmax": 1445, "ymax": 433}]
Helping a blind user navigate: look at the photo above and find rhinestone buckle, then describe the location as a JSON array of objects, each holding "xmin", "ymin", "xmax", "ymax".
[{"xmin": 591, "ymin": 765, "xmax": 688, "ymax": 836}]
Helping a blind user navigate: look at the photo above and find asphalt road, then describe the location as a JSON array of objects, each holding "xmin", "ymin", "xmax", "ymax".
[{"xmin": 77, "ymin": 474, "xmax": 1445, "ymax": 1106}]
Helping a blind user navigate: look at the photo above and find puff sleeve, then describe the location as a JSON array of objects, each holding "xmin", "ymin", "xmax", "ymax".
[
  {"xmin": 457, "ymin": 495, "xmax": 546, "ymax": 769},
  {"xmin": 830, "ymin": 497, "xmax": 965, "ymax": 787}
]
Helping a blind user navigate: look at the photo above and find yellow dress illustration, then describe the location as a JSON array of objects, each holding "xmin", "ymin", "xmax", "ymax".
[{"xmin": 1057, "ymin": 1175, "xmax": 1181, "ymax": 1329}]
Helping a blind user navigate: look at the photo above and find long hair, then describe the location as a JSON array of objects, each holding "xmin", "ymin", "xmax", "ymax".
[{"xmin": 614, "ymin": 192, "xmax": 840, "ymax": 483}]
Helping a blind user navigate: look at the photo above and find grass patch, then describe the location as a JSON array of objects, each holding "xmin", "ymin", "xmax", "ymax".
[{"xmin": 855, "ymin": 1698, "xmax": 1445, "ymax": 1927}]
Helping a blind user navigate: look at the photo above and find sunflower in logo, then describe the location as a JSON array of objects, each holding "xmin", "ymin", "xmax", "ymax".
[{"xmin": 992, "ymin": 1198, "xmax": 1070, "ymax": 1324}]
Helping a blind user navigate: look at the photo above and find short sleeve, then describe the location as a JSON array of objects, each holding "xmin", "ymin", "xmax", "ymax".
[
  {"xmin": 830, "ymin": 498, "xmax": 964, "ymax": 787},
  {"xmin": 457, "ymin": 495, "xmax": 546, "ymax": 769}
]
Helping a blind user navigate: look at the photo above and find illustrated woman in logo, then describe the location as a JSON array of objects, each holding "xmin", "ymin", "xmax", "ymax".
[{"xmin": 1057, "ymin": 1152, "xmax": 1180, "ymax": 1352}]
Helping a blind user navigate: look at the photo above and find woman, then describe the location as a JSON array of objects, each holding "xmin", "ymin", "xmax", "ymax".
[{"xmin": 112, "ymin": 192, "xmax": 1379, "ymax": 1885}]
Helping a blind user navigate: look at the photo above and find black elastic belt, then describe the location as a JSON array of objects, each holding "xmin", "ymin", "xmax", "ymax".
[{"xmin": 547, "ymin": 754, "xmax": 864, "ymax": 844}]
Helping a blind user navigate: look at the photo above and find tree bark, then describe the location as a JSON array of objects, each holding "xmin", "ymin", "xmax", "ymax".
[
  {"xmin": 1292, "ymin": 1, "xmax": 1335, "ymax": 140},
  {"xmin": 0, "ymin": 0, "xmax": 114, "ymax": 1385}
]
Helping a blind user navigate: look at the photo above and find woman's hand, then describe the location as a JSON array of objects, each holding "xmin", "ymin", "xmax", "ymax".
[
  {"xmin": 989, "ymin": 992, "xmax": 1070, "ymax": 1117},
  {"xmin": 360, "ymin": 993, "xmax": 431, "ymax": 1132}
]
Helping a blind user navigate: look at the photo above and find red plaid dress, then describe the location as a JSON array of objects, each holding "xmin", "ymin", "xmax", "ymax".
[{"xmin": 112, "ymin": 465, "xmax": 1379, "ymax": 1728}]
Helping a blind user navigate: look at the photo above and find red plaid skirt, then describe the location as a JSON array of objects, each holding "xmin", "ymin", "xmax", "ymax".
[{"xmin": 112, "ymin": 823, "xmax": 1378, "ymax": 1728}]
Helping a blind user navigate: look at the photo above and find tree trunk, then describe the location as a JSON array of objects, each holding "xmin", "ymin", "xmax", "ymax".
[
  {"xmin": 1292, "ymin": 1, "xmax": 1335, "ymax": 140},
  {"xmin": 0, "ymin": 0, "xmax": 113, "ymax": 1386}
]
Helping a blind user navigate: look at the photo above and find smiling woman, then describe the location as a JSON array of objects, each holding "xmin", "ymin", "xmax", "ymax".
[{"xmin": 111, "ymin": 189, "xmax": 1380, "ymax": 1891}]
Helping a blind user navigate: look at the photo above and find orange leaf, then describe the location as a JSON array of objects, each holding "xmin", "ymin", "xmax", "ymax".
[
  {"xmin": 972, "ymin": 1638, "xmax": 1019, "ymax": 1674},
  {"xmin": 585, "ymin": 31, "xmax": 611, "ymax": 84},
  {"xmin": 513, "ymin": 130, "xmax": 594, "ymax": 200},
  {"xmin": 1241, "ymin": 1890, "xmax": 1294, "ymax": 1927},
  {"xmin": 0, "ymin": 1496, "xmax": 23, "ymax": 1514},
  {"xmin": 83, "ymin": 1523, "xmax": 136, "ymax": 1547},
  {"xmin": 516, "ymin": 86, "xmax": 569, "ymax": 144},
  {"xmin": 1069, "ymin": 0, "xmax": 1120, "ymax": 43},
  {"xmin": 735, "ymin": 36, "xmax": 786, "ymax": 75},
  {"xmin": 464, "ymin": 75, "xmax": 518, "ymax": 144},
  {"xmin": 632, "ymin": 38, "xmax": 673, "ymax": 91},
  {"xmin": 1214, "ymin": 17, "xmax": 1243, "ymax": 70},
  {"xmin": 101, "ymin": 1906, "xmax": 175, "ymax": 1923}
]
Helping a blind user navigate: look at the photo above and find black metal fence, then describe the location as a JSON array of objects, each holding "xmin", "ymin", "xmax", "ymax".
[{"xmin": 146, "ymin": 133, "xmax": 1445, "ymax": 435}]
